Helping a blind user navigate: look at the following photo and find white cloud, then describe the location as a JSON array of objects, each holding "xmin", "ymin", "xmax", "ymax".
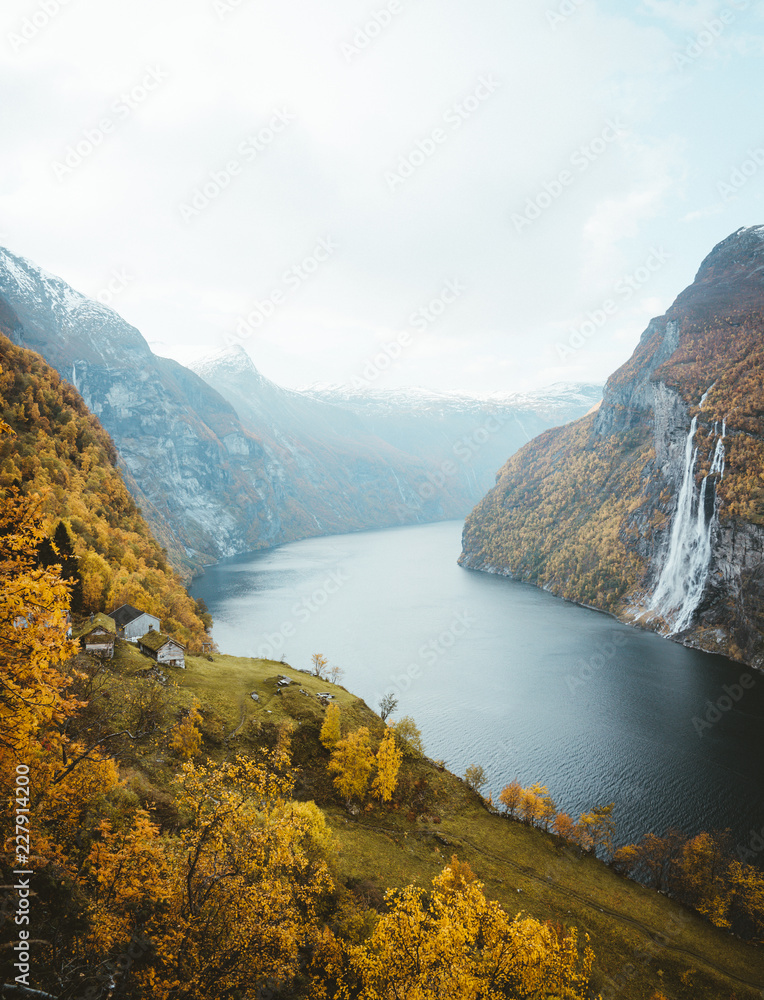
[{"xmin": 0, "ymin": 0, "xmax": 762, "ymax": 393}]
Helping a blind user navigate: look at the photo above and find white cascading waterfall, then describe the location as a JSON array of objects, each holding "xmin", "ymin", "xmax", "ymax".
[{"xmin": 649, "ymin": 403, "xmax": 726, "ymax": 633}]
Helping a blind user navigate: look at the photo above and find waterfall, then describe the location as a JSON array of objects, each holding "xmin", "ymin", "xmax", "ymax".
[{"xmin": 649, "ymin": 406, "xmax": 726, "ymax": 634}]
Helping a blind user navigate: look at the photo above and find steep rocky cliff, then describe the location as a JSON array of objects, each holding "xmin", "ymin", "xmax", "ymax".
[
  {"xmin": 0, "ymin": 247, "xmax": 599, "ymax": 576},
  {"xmin": 460, "ymin": 226, "xmax": 764, "ymax": 669},
  {"xmin": 194, "ymin": 347, "xmax": 602, "ymax": 518},
  {"xmin": 0, "ymin": 249, "xmax": 287, "ymax": 571}
]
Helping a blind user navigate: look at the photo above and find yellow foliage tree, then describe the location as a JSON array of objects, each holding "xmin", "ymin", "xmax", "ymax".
[
  {"xmin": 130, "ymin": 749, "xmax": 335, "ymax": 999},
  {"xmin": 498, "ymin": 779, "xmax": 522, "ymax": 818},
  {"xmin": 320, "ymin": 701, "xmax": 342, "ymax": 749},
  {"xmin": 392, "ymin": 715, "xmax": 424, "ymax": 757},
  {"xmin": 371, "ymin": 726, "xmax": 403, "ymax": 804},
  {"xmin": 84, "ymin": 809, "xmax": 173, "ymax": 955},
  {"xmin": 728, "ymin": 859, "xmax": 764, "ymax": 941},
  {"xmin": 0, "ymin": 483, "xmax": 78, "ymax": 758},
  {"xmin": 578, "ymin": 802, "xmax": 616, "ymax": 857},
  {"xmin": 331, "ymin": 860, "xmax": 598, "ymax": 999},
  {"xmin": 169, "ymin": 698, "xmax": 203, "ymax": 760},
  {"xmin": 677, "ymin": 831, "xmax": 732, "ymax": 928},
  {"xmin": 328, "ymin": 727, "xmax": 375, "ymax": 805},
  {"xmin": 0, "ymin": 336, "xmax": 211, "ymax": 650}
]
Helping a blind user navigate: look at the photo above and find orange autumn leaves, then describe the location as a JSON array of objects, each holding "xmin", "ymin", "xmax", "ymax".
[{"xmin": 0, "ymin": 338, "xmax": 209, "ymax": 649}]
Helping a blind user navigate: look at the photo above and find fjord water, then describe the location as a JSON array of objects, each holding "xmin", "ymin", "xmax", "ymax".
[{"xmin": 191, "ymin": 520, "xmax": 764, "ymax": 850}]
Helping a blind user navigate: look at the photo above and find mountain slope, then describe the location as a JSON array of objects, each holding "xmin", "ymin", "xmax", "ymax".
[
  {"xmin": 303, "ymin": 380, "xmax": 603, "ymax": 502},
  {"xmin": 188, "ymin": 345, "xmax": 481, "ymax": 528},
  {"xmin": 195, "ymin": 346, "xmax": 601, "ymax": 509},
  {"xmin": 0, "ymin": 249, "xmax": 278, "ymax": 570},
  {"xmin": 0, "ymin": 333, "xmax": 209, "ymax": 646},
  {"xmin": 460, "ymin": 226, "xmax": 764, "ymax": 668},
  {"xmin": 0, "ymin": 245, "xmax": 601, "ymax": 578},
  {"xmin": 0, "ymin": 250, "xmax": 481, "ymax": 571}
]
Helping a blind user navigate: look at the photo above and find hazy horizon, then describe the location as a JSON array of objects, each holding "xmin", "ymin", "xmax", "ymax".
[{"xmin": 3, "ymin": 0, "xmax": 763, "ymax": 395}]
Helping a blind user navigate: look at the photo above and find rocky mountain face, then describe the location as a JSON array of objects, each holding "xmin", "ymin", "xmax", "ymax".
[
  {"xmin": 460, "ymin": 226, "xmax": 764, "ymax": 670},
  {"xmin": 0, "ymin": 246, "xmax": 599, "ymax": 575},
  {"xmin": 195, "ymin": 352, "xmax": 602, "ymax": 517},
  {"xmin": 303, "ymin": 381, "xmax": 602, "ymax": 502}
]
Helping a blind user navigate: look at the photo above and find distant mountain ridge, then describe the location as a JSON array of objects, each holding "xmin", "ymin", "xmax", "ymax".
[
  {"xmin": 0, "ymin": 245, "xmax": 600, "ymax": 575},
  {"xmin": 194, "ymin": 346, "xmax": 602, "ymax": 515},
  {"xmin": 460, "ymin": 226, "xmax": 764, "ymax": 669}
]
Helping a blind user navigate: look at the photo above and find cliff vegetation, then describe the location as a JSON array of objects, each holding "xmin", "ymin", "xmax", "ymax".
[{"xmin": 0, "ymin": 336, "xmax": 209, "ymax": 647}]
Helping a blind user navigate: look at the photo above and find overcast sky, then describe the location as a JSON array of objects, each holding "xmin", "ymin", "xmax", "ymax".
[{"xmin": 2, "ymin": 0, "xmax": 764, "ymax": 394}]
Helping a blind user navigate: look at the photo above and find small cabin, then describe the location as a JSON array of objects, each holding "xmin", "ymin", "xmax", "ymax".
[
  {"xmin": 109, "ymin": 603, "xmax": 161, "ymax": 641},
  {"xmin": 73, "ymin": 613, "xmax": 117, "ymax": 659},
  {"xmin": 137, "ymin": 630, "xmax": 186, "ymax": 669}
]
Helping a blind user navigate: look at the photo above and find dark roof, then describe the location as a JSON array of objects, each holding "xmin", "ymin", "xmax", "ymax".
[
  {"xmin": 73, "ymin": 613, "xmax": 116, "ymax": 639},
  {"xmin": 109, "ymin": 604, "xmax": 156, "ymax": 627},
  {"xmin": 138, "ymin": 631, "xmax": 185, "ymax": 654}
]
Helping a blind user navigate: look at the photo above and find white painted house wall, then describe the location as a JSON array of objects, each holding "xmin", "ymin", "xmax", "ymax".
[
  {"xmin": 123, "ymin": 613, "xmax": 161, "ymax": 641},
  {"xmin": 156, "ymin": 641, "xmax": 185, "ymax": 668}
]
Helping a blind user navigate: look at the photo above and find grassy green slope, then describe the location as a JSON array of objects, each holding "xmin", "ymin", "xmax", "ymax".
[{"xmin": 99, "ymin": 642, "xmax": 764, "ymax": 1000}]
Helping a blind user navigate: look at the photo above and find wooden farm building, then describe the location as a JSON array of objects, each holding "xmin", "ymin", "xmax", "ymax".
[
  {"xmin": 109, "ymin": 603, "xmax": 161, "ymax": 641},
  {"xmin": 73, "ymin": 613, "xmax": 116, "ymax": 659},
  {"xmin": 137, "ymin": 630, "xmax": 186, "ymax": 669}
]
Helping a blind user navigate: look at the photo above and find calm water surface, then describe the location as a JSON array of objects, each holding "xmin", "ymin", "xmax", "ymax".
[{"xmin": 191, "ymin": 520, "xmax": 764, "ymax": 849}]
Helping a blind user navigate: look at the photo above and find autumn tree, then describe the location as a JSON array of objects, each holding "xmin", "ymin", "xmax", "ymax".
[
  {"xmin": 371, "ymin": 727, "xmax": 403, "ymax": 804},
  {"xmin": 312, "ymin": 653, "xmax": 329, "ymax": 679},
  {"xmin": 329, "ymin": 727, "xmax": 375, "ymax": 805},
  {"xmin": 329, "ymin": 663, "xmax": 344, "ymax": 685},
  {"xmin": 0, "ymin": 482, "xmax": 78, "ymax": 762},
  {"xmin": 169, "ymin": 698, "xmax": 203, "ymax": 760},
  {"xmin": 464, "ymin": 764, "xmax": 487, "ymax": 796},
  {"xmin": 327, "ymin": 860, "xmax": 597, "ymax": 999},
  {"xmin": 519, "ymin": 783, "xmax": 549, "ymax": 826},
  {"xmin": 378, "ymin": 692, "xmax": 398, "ymax": 721},
  {"xmin": 133, "ymin": 748, "xmax": 335, "ymax": 999},
  {"xmin": 728, "ymin": 859, "xmax": 764, "ymax": 941},
  {"xmin": 499, "ymin": 779, "xmax": 522, "ymax": 818},
  {"xmin": 553, "ymin": 812, "xmax": 579, "ymax": 842},
  {"xmin": 392, "ymin": 715, "xmax": 424, "ymax": 758},
  {"xmin": 675, "ymin": 831, "xmax": 732, "ymax": 927},
  {"xmin": 612, "ymin": 829, "xmax": 685, "ymax": 892},
  {"xmin": 578, "ymin": 802, "xmax": 615, "ymax": 857},
  {"xmin": 320, "ymin": 701, "xmax": 342, "ymax": 749}
]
